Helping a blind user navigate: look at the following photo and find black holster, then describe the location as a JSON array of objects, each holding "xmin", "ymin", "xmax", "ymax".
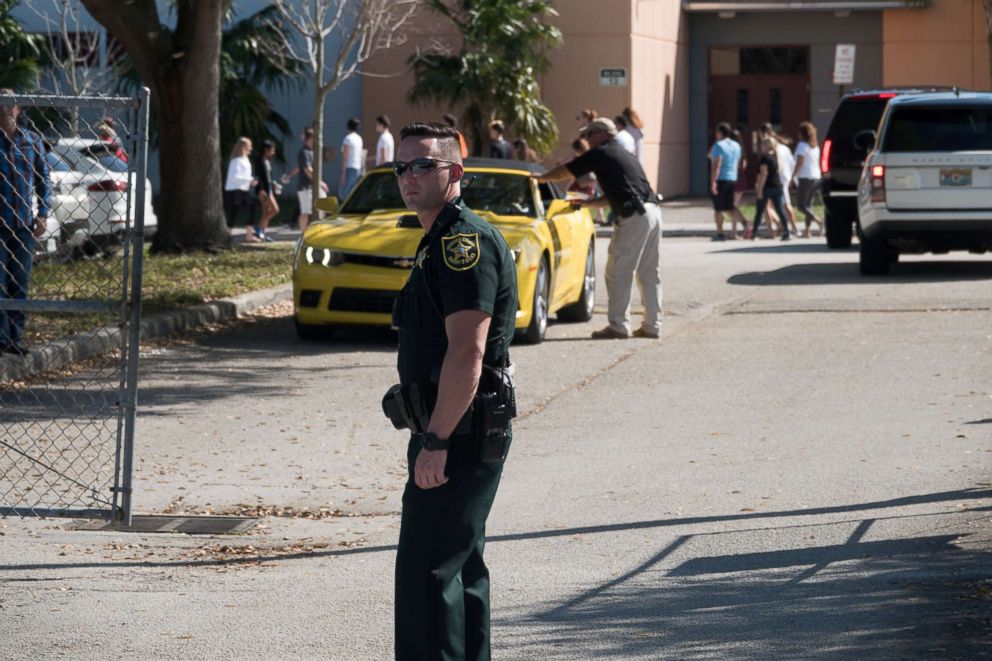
[{"xmin": 383, "ymin": 365, "xmax": 516, "ymax": 463}]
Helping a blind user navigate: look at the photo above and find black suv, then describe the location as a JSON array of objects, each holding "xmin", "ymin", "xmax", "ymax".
[{"xmin": 822, "ymin": 87, "xmax": 949, "ymax": 248}]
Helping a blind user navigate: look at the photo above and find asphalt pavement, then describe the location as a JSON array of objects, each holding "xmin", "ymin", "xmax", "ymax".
[{"xmin": 1, "ymin": 206, "xmax": 991, "ymax": 660}]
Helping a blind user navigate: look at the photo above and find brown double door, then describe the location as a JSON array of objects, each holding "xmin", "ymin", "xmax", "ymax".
[{"xmin": 708, "ymin": 74, "xmax": 810, "ymax": 189}]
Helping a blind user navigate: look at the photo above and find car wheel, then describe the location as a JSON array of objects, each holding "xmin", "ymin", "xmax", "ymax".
[
  {"xmin": 295, "ymin": 317, "xmax": 328, "ymax": 341},
  {"xmin": 825, "ymin": 208, "xmax": 853, "ymax": 249},
  {"xmin": 519, "ymin": 256, "xmax": 549, "ymax": 344},
  {"xmin": 859, "ymin": 235, "xmax": 890, "ymax": 275},
  {"xmin": 557, "ymin": 243, "xmax": 595, "ymax": 323}
]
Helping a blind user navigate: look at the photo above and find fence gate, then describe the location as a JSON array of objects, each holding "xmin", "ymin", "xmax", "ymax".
[{"xmin": 0, "ymin": 89, "xmax": 150, "ymax": 524}]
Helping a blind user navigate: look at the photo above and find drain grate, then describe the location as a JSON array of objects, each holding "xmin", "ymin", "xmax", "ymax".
[{"xmin": 76, "ymin": 514, "xmax": 259, "ymax": 535}]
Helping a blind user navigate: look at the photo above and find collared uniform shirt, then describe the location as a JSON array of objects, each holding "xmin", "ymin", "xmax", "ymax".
[
  {"xmin": 0, "ymin": 127, "xmax": 51, "ymax": 229},
  {"xmin": 393, "ymin": 199, "xmax": 517, "ymax": 388}
]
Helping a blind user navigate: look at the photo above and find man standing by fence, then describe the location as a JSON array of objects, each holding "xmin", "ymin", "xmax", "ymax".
[{"xmin": 0, "ymin": 89, "xmax": 51, "ymax": 356}]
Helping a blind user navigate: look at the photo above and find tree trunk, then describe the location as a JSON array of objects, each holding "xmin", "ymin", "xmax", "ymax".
[
  {"xmin": 80, "ymin": 0, "xmax": 230, "ymax": 253},
  {"xmin": 152, "ymin": 65, "xmax": 229, "ymax": 252},
  {"xmin": 311, "ymin": 34, "xmax": 325, "ymax": 216}
]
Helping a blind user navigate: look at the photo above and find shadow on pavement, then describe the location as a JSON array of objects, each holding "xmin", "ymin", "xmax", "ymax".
[
  {"xmin": 729, "ymin": 260, "xmax": 992, "ymax": 286},
  {"xmin": 713, "ymin": 242, "xmax": 842, "ymax": 255},
  {"xmin": 517, "ymin": 528, "xmax": 992, "ymax": 659}
]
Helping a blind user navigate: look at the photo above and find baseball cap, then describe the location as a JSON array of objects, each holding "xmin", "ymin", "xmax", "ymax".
[{"xmin": 580, "ymin": 117, "xmax": 617, "ymax": 136}]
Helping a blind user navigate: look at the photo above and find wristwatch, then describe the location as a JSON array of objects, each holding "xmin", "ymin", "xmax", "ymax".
[{"xmin": 415, "ymin": 432, "xmax": 449, "ymax": 451}]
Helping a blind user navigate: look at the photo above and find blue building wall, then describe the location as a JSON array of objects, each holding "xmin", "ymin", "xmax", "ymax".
[{"xmin": 11, "ymin": 0, "xmax": 363, "ymax": 197}]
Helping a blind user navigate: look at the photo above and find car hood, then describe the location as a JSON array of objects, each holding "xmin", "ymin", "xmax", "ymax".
[{"xmin": 302, "ymin": 210, "xmax": 536, "ymax": 256}]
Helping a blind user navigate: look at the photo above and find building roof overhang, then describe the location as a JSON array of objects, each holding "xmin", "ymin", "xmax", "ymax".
[{"xmin": 683, "ymin": 0, "xmax": 928, "ymax": 11}]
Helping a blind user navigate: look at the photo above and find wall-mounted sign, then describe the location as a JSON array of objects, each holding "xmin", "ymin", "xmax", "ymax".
[
  {"xmin": 599, "ymin": 68, "xmax": 628, "ymax": 87},
  {"xmin": 833, "ymin": 44, "xmax": 856, "ymax": 85}
]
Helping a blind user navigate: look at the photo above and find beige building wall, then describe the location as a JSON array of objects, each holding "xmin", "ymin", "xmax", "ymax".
[
  {"xmin": 361, "ymin": 1, "xmax": 682, "ymax": 193},
  {"xmin": 629, "ymin": 0, "xmax": 688, "ymax": 196},
  {"xmin": 883, "ymin": 0, "xmax": 991, "ymax": 90}
]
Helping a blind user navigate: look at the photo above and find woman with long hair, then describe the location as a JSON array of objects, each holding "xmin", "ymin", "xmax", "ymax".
[
  {"xmin": 793, "ymin": 121, "xmax": 823, "ymax": 237},
  {"xmin": 751, "ymin": 138, "xmax": 791, "ymax": 241},
  {"xmin": 224, "ymin": 136, "xmax": 257, "ymax": 240},
  {"xmin": 758, "ymin": 122, "xmax": 799, "ymax": 238},
  {"xmin": 253, "ymin": 139, "xmax": 278, "ymax": 242}
]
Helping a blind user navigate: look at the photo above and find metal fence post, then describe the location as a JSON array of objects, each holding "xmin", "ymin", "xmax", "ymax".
[{"xmin": 118, "ymin": 87, "xmax": 150, "ymax": 526}]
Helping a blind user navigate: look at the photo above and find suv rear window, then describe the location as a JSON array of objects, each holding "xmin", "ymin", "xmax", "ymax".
[
  {"xmin": 883, "ymin": 106, "xmax": 992, "ymax": 152},
  {"xmin": 827, "ymin": 98, "xmax": 888, "ymax": 161}
]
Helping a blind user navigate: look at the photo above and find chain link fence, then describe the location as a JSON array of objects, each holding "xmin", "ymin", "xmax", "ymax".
[{"xmin": 0, "ymin": 89, "xmax": 149, "ymax": 523}]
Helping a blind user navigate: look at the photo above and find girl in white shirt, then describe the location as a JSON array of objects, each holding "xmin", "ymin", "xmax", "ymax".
[
  {"xmin": 793, "ymin": 121, "xmax": 823, "ymax": 237},
  {"xmin": 224, "ymin": 137, "xmax": 257, "ymax": 240},
  {"xmin": 622, "ymin": 107, "xmax": 645, "ymax": 163}
]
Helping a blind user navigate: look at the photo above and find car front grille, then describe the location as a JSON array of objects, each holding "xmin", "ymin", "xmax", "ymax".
[
  {"xmin": 342, "ymin": 253, "xmax": 415, "ymax": 269},
  {"xmin": 329, "ymin": 288, "xmax": 397, "ymax": 314}
]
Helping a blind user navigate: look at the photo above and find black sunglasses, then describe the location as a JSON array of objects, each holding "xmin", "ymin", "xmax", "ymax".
[{"xmin": 392, "ymin": 157, "xmax": 457, "ymax": 177}]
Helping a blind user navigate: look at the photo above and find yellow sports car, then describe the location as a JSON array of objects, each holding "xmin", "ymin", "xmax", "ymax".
[{"xmin": 292, "ymin": 159, "xmax": 596, "ymax": 344}]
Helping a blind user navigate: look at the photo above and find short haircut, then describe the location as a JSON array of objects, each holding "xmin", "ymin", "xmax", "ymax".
[
  {"xmin": 376, "ymin": 114, "xmax": 390, "ymax": 128},
  {"xmin": 613, "ymin": 115, "xmax": 628, "ymax": 129},
  {"xmin": 441, "ymin": 113, "xmax": 457, "ymax": 128},
  {"xmin": 261, "ymin": 139, "xmax": 276, "ymax": 152},
  {"xmin": 399, "ymin": 122, "xmax": 462, "ymax": 162},
  {"xmin": 716, "ymin": 122, "xmax": 732, "ymax": 138},
  {"xmin": 302, "ymin": 127, "xmax": 315, "ymax": 140},
  {"xmin": 489, "ymin": 120, "xmax": 505, "ymax": 136},
  {"xmin": 347, "ymin": 117, "xmax": 361, "ymax": 132}
]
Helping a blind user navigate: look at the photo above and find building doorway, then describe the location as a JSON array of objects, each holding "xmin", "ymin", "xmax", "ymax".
[{"xmin": 708, "ymin": 46, "xmax": 810, "ymax": 189}]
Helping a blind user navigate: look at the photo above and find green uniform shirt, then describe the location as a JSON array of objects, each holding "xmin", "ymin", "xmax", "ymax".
[{"xmin": 394, "ymin": 199, "xmax": 517, "ymax": 388}]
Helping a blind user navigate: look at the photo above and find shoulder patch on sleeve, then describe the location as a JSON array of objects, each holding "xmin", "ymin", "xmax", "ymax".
[{"xmin": 441, "ymin": 233, "xmax": 481, "ymax": 271}]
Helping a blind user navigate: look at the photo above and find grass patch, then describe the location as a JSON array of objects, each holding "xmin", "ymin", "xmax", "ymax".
[{"xmin": 23, "ymin": 243, "xmax": 293, "ymax": 345}]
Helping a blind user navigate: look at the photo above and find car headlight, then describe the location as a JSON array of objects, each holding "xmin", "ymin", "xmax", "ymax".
[{"xmin": 304, "ymin": 245, "xmax": 344, "ymax": 267}]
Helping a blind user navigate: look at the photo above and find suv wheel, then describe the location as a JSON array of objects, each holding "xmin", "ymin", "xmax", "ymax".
[
  {"xmin": 859, "ymin": 235, "xmax": 891, "ymax": 276},
  {"xmin": 825, "ymin": 208, "xmax": 853, "ymax": 249}
]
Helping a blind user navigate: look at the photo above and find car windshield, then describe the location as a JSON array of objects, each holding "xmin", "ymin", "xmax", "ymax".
[
  {"xmin": 883, "ymin": 105, "xmax": 992, "ymax": 152},
  {"xmin": 341, "ymin": 171, "xmax": 535, "ymax": 217},
  {"xmin": 45, "ymin": 151, "xmax": 72, "ymax": 172}
]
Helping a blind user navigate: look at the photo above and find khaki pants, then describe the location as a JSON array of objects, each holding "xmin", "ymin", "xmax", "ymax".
[{"xmin": 605, "ymin": 203, "xmax": 663, "ymax": 335}]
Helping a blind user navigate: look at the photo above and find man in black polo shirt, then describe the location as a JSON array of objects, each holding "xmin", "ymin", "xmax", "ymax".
[{"xmin": 533, "ymin": 117, "xmax": 663, "ymax": 339}]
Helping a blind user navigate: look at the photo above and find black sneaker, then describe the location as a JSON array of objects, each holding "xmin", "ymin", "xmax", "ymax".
[{"xmin": 711, "ymin": 233, "xmax": 726, "ymax": 242}]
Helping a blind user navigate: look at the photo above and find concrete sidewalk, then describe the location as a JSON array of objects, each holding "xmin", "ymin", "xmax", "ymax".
[{"xmin": 595, "ymin": 197, "xmax": 717, "ymax": 239}]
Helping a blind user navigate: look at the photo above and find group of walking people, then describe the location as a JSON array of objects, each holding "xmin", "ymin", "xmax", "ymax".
[{"xmin": 708, "ymin": 120, "xmax": 823, "ymax": 241}]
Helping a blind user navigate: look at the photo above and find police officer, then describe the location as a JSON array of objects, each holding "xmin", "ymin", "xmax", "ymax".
[
  {"xmin": 389, "ymin": 122, "xmax": 517, "ymax": 660},
  {"xmin": 533, "ymin": 117, "xmax": 663, "ymax": 340}
]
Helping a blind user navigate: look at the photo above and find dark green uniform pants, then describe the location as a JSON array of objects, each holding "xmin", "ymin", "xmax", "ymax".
[{"xmin": 395, "ymin": 434, "xmax": 508, "ymax": 661}]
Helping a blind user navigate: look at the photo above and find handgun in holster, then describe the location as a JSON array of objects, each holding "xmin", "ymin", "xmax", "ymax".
[{"xmin": 475, "ymin": 364, "xmax": 517, "ymax": 463}]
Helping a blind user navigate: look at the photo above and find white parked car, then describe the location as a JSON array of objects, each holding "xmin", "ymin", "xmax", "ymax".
[
  {"xmin": 40, "ymin": 137, "xmax": 157, "ymax": 256},
  {"xmin": 857, "ymin": 91, "xmax": 992, "ymax": 275}
]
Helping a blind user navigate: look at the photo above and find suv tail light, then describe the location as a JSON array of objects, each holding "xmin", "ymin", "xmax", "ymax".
[
  {"xmin": 870, "ymin": 164, "xmax": 885, "ymax": 203},
  {"xmin": 88, "ymin": 180, "xmax": 127, "ymax": 192},
  {"xmin": 821, "ymin": 139, "xmax": 832, "ymax": 176}
]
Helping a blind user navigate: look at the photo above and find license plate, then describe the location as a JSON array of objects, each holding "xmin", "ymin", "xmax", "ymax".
[{"xmin": 940, "ymin": 168, "xmax": 972, "ymax": 187}]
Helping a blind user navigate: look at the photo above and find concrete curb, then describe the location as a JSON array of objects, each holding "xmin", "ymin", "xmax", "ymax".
[{"xmin": 0, "ymin": 283, "xmax": 293, "ymax": 381}]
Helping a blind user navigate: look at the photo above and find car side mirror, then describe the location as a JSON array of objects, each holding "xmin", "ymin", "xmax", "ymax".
[
  {"xmin": 853, "ymin": 130, "xmax": 876, "ymax": 152},
  {"xmin": 545, "ymin": 199, "xmax": 573, "ymax": 219},
  {"xmin": 315, "ymin": 196, "xmax": 339, "ymax": 216}
]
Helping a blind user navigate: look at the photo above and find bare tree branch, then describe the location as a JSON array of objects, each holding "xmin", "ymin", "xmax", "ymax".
[{"xmin": 271, "ymin": 0, "xmax": 417, "ymax": 208}]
